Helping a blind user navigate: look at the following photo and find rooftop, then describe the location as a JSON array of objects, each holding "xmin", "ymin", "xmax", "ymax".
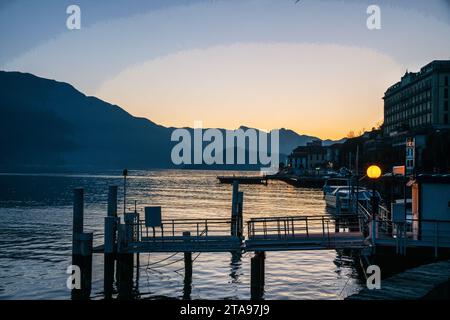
[{"xmin": 384, "ymin": 60, "xmax": 450, "ymax": 96}]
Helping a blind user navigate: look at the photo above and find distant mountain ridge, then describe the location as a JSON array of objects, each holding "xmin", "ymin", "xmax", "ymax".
[{"xmin": 0, "ymin": 71, "xmax": 344, "ymax": 171}]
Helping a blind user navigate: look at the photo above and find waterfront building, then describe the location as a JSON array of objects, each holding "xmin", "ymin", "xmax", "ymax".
[
  {"xmin": 383, "ymin": 60, "xmax": 450, "ymax": 136},
  {"xmin": 382, "ymin": 61, "xmax": 450, "ymax": 174},
  {"xmin": 407, "ymin": 174, "xmax": 450, "ymax": 240},
  {"xmin": 287, "ymin": 140, "xmax": 329, "ymax": 175}
]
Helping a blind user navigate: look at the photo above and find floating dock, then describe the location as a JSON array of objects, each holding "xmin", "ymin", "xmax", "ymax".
[{"xmin": 217, "ymin": 175, "xmax": 268, "ymax": 185}]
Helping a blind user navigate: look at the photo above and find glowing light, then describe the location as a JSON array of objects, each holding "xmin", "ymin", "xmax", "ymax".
[{"xmin": 367, "ymin": 165, "xmax": 382, "ymax": 179}]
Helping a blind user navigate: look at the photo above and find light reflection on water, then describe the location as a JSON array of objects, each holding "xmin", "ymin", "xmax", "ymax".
[{"xmin": 0, "ymin": 170, "xmax": 364, "ymax": 300}]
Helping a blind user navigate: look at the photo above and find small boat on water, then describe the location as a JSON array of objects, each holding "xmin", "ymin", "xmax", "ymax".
[
  {"xmin": 322, "ymin": 178, "xmax": 351, "ymax": 197},
  {"xmin": 325, "ymin": 186, "xmax": 381, "ymax": 211}
]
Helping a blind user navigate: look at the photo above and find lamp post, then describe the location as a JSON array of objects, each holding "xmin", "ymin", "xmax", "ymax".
[{"xmin": 367, "ymin": 165, "xmax": 382, "ymax": 247}]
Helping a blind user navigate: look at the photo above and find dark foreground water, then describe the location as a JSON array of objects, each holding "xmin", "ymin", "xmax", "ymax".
[{"xmin": 0, "ymin": 170, "xmax": 364, "ymax": 300}]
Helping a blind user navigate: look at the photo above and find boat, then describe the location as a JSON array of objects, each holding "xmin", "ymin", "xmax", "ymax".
[
  {"xmin": 325, "ymin": 186, "xmax": 380, "ymax": 212},
  {"xmin": 322, "ymin": 178, "xmax": 351, "ymax": 196}
]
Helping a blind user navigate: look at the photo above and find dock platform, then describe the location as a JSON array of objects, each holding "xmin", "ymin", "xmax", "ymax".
[
  {"xmin": 70, "ymin": 182, "xmax": 450, "ymax": 300},
  {"xmin": 217, "ymin": 175, "xmax": 269, "ymax": 185}
]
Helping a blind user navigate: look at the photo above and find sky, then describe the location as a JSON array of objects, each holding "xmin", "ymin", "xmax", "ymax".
[{"xmin": 1, "ymin": 0, "xmax": 450, "ymax": 139}]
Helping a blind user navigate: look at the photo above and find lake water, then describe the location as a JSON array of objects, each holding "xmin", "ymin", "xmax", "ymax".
[{"xmin": 0, "ymin": 170, "xmax": 364, "ymax": 300}]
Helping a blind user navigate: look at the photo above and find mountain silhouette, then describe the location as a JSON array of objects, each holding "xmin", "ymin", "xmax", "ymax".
[{"xmin": 0, "ymin": 71, "xmax": 343, "ymax": 171}]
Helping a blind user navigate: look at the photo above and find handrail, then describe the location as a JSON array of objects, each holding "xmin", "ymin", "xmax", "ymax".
[
  {"xmin": 373, "ymin": 218, "xmax": 450, "ymax": 251},
  {"xmin": 247, "ymin": 214, "xmax": 361, "ymax": 240},
  {"xmin": 131, "ymin": 217, "xmax": 233, "ymax": 241}
]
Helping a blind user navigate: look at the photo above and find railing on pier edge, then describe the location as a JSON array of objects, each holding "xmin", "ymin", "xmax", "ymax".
[
  {"xmin": 373, "ymin": 218, "xmax": 450, "ymax": 251},
  {"xmin": 118, "ymin": 213, "xmax": 367, "ymax": 252},
  {"xmin": 246, "ymin": 215, "xmax": 366, "ymax": 251},
  {"xmin": 120, "ymin": 216, "xmax": 243, "ymax": 252},
  {"xmin": 118, "ymin": 203, "xmax": 450, "ymax": 254},
  {"xmin": 357, "ymin": 201, "xmax": 450, "ymax": 254}
]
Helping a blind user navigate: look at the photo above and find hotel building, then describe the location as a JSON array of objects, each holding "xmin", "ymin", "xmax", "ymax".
[{"xmin": 383, "ymin": 60, "xmax": 450, "ymax": 136}]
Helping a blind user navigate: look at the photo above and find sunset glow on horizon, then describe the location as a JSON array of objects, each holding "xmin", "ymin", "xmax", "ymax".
[
  {"xmin": 96, "ymin": 42, "xmax": 403, "ymax": 140},
  {"xmin": 2, "ymin": 0, "xmax": 450, "ymax": 139}
]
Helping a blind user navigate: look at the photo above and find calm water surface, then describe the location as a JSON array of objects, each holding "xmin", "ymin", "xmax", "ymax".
[{"xmin": 0, "ymin": 170, "xmax": 364, "ymax": 300}]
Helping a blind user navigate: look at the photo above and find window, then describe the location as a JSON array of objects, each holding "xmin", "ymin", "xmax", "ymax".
[
  {"xmin": 445, "ymin": 88, "xmax": 449, "ymax": 99},
  {"xmin": 445, "ymin": 114, "xmax": 449, "ymax": 124},
  {"xmin": 445, "ymin": 100, "xmax": 449, "ymax": 112},
  {"xmin": 445, "ymin": 76, "xmax": 449, "ymax": 86}
]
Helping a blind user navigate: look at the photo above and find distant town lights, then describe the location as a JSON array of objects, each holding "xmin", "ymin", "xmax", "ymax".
[{"xmin": 367, "ymin": 165, "xmax": 382, "ymax": 179}]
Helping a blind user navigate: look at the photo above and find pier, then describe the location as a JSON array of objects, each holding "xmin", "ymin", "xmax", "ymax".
[
  {"xmin": 216, "ymin": 173, "xmax": 327, "ymax": 188},
  {"xmin": 71, "ymin": 180, "xmax": 450, "ymax": 300}
]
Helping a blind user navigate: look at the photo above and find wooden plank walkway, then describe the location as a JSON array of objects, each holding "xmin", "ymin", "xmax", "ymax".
[{"xmin": 346, "ymin": 259, "xmax": 450, "ymax": 300}]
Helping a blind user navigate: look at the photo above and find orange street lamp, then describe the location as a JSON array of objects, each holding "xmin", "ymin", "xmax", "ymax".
[
  {"xmin": 366, "ymin": 165, "xmax": 381, "ymax": 243},
  {"xmin": 367, "ymin": 165, "xmax": 382, "ymax": 179}
]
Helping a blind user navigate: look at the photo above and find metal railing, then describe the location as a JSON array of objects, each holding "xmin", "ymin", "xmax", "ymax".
[
  {"xmin": 357, "ymin": 202, "xmax": 371, "ymax": 221},
  {"xmin": 374, "ymin": 218, "xmax": 450, "ymax": 247},
  {"xmin": 131, "ymin": 218, "xmax": 234, "ymax": 241},
  {"xmin": 247, "ymin": 215, "xmax": 362, "ymax": 240}
]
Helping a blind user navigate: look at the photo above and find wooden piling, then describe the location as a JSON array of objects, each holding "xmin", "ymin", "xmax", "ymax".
[
  {"xmin": 117, "ymin": 217, "xmax": 135, "ymax": 299},
  {"xmin": 108, "ymin": 186, "xmax": 118, "ymax": 218},
  {"xmin": 104, "ymin": 186, "xmax": 118, "ymax": 299},
  {"xmin": 183, "ymin": 231, "xmax": 193, "ymax": 300},
  {"xmin": 231, "ymin": 181, "xmax": 239, "ymax": 236},
  {"xmin": 104, "ymin": 216, "xmax": 117, "ymax": 299},
  {"xmin": 71, "ymin": 188, "xmax": 93, "ymax": 300},
  {"xmin": 250, "ymin": 251, "xmax": 265, "ymax": 300},
  {"xmin": 237, "ymin": 192, "xmax": 244, "ymax": 238}
]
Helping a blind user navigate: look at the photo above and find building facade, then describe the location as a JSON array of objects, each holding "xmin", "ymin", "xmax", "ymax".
[
  {"xmin": 287, "ymin": 140, "xmax": 330, "ymax": 175},
  {"xmin": 383, "ymin": 60, "xmax": 450, "ymax": 136}
]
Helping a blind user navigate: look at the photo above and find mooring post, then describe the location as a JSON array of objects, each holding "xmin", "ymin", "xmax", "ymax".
[
  {"xmin": 71, "ymin": 188, "xmax": 93, "ymax": 300},
  {"xmin": 117, "ymin": 215, "xmax": 135, "ymax": 300},
  {"xmin": 237, "ymin": 191, "xmax": 244, "ymax": 238},
  {"xmin": 104, "ymin": 217, "xmax": 116, "ymax": 299},
  {"xmin": 250, "ymin": 251, "xmax": 265, "ymax": 300},
  {"xmin": 231, "ymin": 181, "xmax": 239, "ymax": 236},
  {"xmin": 183, "ymin": 231, "xmax": 193, "ymax": 299},
  {"xmin": 108, "ymin": 186, "xmax": 118, "ymax": 218},
  {"xmin": 104, "ymin": 186, "xmax": 118, "ymax": 299}
]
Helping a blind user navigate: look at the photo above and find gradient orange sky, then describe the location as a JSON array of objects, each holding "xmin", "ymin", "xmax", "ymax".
[{"xmin": 96, "ymin": 43, "xmax": 403, "ymax": 139}]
